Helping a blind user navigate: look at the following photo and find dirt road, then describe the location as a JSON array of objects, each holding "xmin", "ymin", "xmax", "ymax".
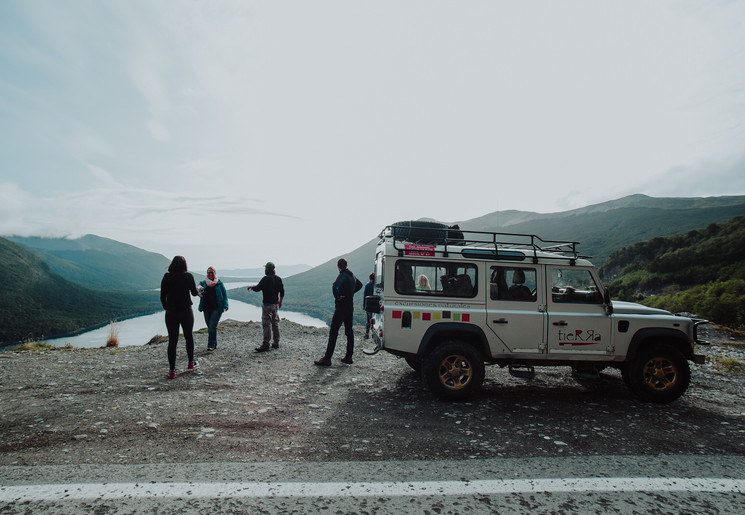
[{"xmin": 1, "ymin": 321, "xmax": 744, "ymax": 466}]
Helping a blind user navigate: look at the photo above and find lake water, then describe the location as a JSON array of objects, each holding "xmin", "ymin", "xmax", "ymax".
[{"xmin": 44, "ymin": 284, "xmax": 327, "ymax": 349}]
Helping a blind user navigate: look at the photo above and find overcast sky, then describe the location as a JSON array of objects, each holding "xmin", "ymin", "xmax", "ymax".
[{"xmin": 2, "ymin": 0, "xmax": 744, "ymax": 271}]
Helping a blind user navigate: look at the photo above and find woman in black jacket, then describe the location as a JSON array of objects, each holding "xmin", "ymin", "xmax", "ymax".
[{"xmin": 160, "ymin": 256, "xmax": 199, "ymax": 379}]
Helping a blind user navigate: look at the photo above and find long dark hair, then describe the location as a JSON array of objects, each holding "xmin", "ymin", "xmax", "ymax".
[{"xmin": 168, "ymin": 255, "xmax": 188, "ymax": 273}]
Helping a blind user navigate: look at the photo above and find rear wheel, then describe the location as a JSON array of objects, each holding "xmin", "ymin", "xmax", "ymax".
[
  {"xmin": 626, "ymin": 344, "xmax": 690, "ymax": 403},
  {"xmin": 421, "ymin": 341, "xmax": 485, "ymax": 401}
]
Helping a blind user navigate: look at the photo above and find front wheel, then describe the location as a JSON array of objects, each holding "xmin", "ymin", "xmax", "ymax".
[
  {"xmin": 626, "ymin": 344, "xmax": 690, "ymax": 403},
  {"xmin": 404, "ymin": 356, "xmax": 422, "ymax": 372},
  {"xmin": 421, "ymin": 341, "xmax": 485, "ymax": 401}
]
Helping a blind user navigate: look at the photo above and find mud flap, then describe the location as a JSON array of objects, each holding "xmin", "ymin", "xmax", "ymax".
[{"xmin": 509, "ymin": 364, "xmax": 536, "ymax": 380}]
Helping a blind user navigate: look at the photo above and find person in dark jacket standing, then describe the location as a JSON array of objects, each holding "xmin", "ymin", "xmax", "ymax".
[
  {"xmin": 160, "ymin": 256, "xmax": 200, "ymax": 379},
  {"xmin": 247, "ymin": 262, "xmax": 285, "ymax": 352},
  {"xmin": 198, "ymin": 266, "xmax": 229, "ymax": 351},
  {"xmin": 315, "ymin": 258, "xmax": 362, "ymax": 366},
  {"xmin": 363, "ymin": 273, "xmax": 375, "ymax": 339}
]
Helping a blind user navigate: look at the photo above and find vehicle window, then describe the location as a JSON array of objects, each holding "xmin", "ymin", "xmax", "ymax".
[
  {"xmin": 375, "ymin": 254, "xmax": 385, "ymax": 290},
  {"xmin": 394, "ymin": 260, "xmax": 477, "ymax": 298},
  {"xmin": 490, "ymin": 267, "xmax": 537, "ymax": 302},
  {"xmin": 551, "ymin": 269, "xmax": 603, "ymax": 304}
]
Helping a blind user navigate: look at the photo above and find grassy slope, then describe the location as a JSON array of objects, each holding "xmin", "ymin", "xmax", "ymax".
[
  {"xmin": 232, "ymin": 196, "xmax": 745, "ymax": 325},
  {"xmin": 462, "ymin": 201, "xmax": 745, "ymax": 267},
  {"xmin": 8, "ymin": 195, "xmax": 745, "ymax": 336},
  {"xmin": 0, "ymin": 237, "xmax": 162, "ymax": 344},
  {"xmin": 7, "ymin": 234, "xmax": 172, "ymax": 291},
  {"xmin": 599, "ymin": 216, "xmax": 745, "ymax": 328}
]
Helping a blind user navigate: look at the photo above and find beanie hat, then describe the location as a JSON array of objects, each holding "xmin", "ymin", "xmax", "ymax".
[{"xmin": 265, "ymin": 262, "xmax": 275, "ymax": 270}]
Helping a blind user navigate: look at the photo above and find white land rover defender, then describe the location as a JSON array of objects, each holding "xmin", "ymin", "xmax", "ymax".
[{"xmin": 364, "ymin": 222, "xmax": 708, "ymax": 403}]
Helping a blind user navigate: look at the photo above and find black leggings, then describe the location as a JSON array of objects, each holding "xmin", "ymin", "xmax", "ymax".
[{"xmin": 165, "ymin": 308, "xmax": 195, "ymax": 370}]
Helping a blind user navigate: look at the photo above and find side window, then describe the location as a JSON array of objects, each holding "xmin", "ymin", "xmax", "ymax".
[
  {"xmin": 490, "ymin": 267, "xmax": 537, "ymax": 302},
  {"xmin": 551, "ymin": 269, "xmax": 603, "ymax": 304},
  {"xmin": 394, "ymin": 260, "xmax": 477, "ymax": 298},
  {"xmin": 375, "ymin": 254, "xmax": 385, "ymax": 290}
]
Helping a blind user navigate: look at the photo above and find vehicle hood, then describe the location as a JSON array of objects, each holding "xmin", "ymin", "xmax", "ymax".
[{"xmin": 611, "ymin": 300, "xmax": 673, "ymax": 316}]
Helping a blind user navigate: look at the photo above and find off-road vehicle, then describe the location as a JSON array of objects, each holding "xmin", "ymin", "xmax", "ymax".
[{"xmin": 364, "ymin": 222, "xmax": 707, "ymax": 403}]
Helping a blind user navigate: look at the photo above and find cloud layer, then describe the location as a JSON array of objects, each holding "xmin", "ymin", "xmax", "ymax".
[{"xmin": 1, "ymin": 0, "xmax": 744, "ymax": 268}]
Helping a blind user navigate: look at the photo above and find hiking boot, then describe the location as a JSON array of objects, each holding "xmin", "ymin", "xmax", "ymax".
[
  {"xmin": 314, "ymin": 357, "xmax": 331, "ymax": 366},
  {"xmin": 272, "ymin": 343, "xmax": 280, "ymax": 349},
  {"xmin": 188, "ymin": 360, "xmax": 198, "ymax": 370},
  {"xmin": 168, "ymin": 370, "xmax": 176, "ymax": 379},
  {"xmin": 341, "ymin": 356, "xmax": 353, "ymax": 365},
  {"xmin": 255, "ymin": 345, "xmax": 270, "ymax": 352}
]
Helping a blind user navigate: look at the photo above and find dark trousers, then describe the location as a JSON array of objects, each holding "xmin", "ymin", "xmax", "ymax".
[
  {"xmin": 203, "ymin": 309, "xmax": 222, "ymax": 349},
  {"xmin": 166, "ymin": 307, "xmax": 195, "ymax": 370},
  {"xmin": 324, "ymin": 305, "xmax": 354, "ymax": 360}
]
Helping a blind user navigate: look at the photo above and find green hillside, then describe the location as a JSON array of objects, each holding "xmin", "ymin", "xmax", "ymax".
[
  {"xmin": 7, "ymin": 194, "xmax": 745, "ymax": 336},
  {"xmin": 0, "ymin": 237, "xmax": 162, "ymax": 345},
  {"xmin": 460, "ymin": 194, "xmax": 745, "ymax": 267},
  {"xmin": 7, "ymin": 234, "xmax": 172, "ymax": 291},
  {"xmin": 232, "ymin": 194, "xmax": 745, "ymax": 325},
  {"xmin": 600, "ymin": 216, "xmax": 745, "ymax": 329}
]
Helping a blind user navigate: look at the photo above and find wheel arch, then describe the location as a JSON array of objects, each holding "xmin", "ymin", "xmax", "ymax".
[
  {"xmin": 626, "ymin": 328, "xmax": 695, "ymax": 362},
  {"xmin": 417, "ymin": 323, "xmax": 490, "ymax": 358}
]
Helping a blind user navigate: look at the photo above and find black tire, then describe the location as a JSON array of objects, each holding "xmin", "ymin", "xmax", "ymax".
[
  {"xmin": 621, "ymin": 365, "xmax": 632, "ymax": 388},
  {"xmin": 421, "ymin": 341, "xmax": 485, "ymax": 401},
  {"xmin": 626, "ymin": 344, "xmax": 690, "ymax": 403},
  {"xmin": 404, "ymin": 356, "xmax": 422, "ymax": 372}
]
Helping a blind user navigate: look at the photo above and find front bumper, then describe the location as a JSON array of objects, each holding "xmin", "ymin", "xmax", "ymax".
[{"xmin": 693, "ymin": 317, "xmax": 710, "ymax": 346}]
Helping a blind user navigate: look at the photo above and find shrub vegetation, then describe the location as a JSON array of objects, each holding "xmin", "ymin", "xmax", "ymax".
[{"xmin": 601, "ymin": 216, "xmax": 745, "ymax": 329}]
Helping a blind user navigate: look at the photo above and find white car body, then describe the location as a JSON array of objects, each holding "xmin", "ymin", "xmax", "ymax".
[{"xmin": 366, "ymin": 223, "xmax": 706, "ymax": 403}]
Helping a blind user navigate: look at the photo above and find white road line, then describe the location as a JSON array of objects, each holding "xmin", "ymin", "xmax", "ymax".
[{"xmin": 2, "ymin": 477, "xmax": 745, "ymax": 502}]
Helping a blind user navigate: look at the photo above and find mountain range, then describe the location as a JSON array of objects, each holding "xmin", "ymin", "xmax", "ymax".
[
  {"xmin": 6, "ymin": 234, "xmax": 171, "ymax": 291},
  {"xmin": 230, "ymin": 194, "xmax": 745, "ymax": 324},
  {"xmin": 3, "ymin": 193, "xmax": 745, "ymax": 342},
  {"xmin": 0, "ymin": 237, "xmax": 162, "ymax": 344}
]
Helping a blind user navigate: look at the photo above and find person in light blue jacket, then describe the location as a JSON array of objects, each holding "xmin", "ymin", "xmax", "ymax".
[{"xmin": 198, "ymin": 266, "xmax": 229, "ymax": 351}]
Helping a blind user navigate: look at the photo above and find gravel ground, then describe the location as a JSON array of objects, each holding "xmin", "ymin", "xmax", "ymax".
[{"xmin": 0, "ymin": 320, "xmax": 744, "ymax": 466}]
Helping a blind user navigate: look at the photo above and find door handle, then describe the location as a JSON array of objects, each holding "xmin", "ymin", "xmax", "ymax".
[
  {"xmin": 492, "ymin": 318, "xmax": 508, "ymax": 324},
  {"xmin": 553, "ymin": 321, "xmax": 568, "ymax": 326}
]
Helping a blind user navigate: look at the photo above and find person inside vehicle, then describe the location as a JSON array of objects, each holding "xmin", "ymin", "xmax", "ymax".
[
  {"xmin": 396, "ymin": 262, "xmax": 416, "ymax": 294},
  {"xmin": 416, "ymin": 274, "xmax": 431, "ymax": 290}
]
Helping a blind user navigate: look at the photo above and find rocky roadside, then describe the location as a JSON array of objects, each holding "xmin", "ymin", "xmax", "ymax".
[{"xmin": 0, "ymin": 320, "xmax": 744, "ymax": 467}]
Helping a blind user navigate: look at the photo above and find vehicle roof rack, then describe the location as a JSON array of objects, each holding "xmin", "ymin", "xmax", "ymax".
[{"xmin": 380, "ymin": 223, "xmax": 584, "ymax": 264}]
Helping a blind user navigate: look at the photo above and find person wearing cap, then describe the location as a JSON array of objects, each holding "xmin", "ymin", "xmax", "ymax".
[{"xmin": 247, "ymin": 262, "xmax": 285, "ymax": 352}]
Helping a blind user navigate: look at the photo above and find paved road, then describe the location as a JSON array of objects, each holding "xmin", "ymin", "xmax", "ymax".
[{"xmin": 3, "ymin": 455, "xmax": 745, "ymax": 513}]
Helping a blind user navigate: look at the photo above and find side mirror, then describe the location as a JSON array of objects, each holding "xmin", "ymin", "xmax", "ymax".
[{"xmin": 603, "ymin": 289, "xmax": 613, "ymax": 315}]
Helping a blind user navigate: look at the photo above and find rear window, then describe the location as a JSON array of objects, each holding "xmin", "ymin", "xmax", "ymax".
[{"xmin": 394, "ymin": 260, "xmax": 477, "ymax": 298}]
